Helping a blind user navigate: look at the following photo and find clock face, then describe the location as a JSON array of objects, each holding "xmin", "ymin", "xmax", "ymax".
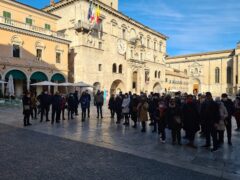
[{"xmin": 117, "ymin": 39, "xmax": 127, "ymax": 55}]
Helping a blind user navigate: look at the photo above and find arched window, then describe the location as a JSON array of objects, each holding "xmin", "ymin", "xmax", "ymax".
[
  {"xmin": 112, "ymin": 63, "xmax": 117, "ymax": 73},
  {"xmin": 158, "ymin": 71, "xmax": 161, "ymax": 78},
  {"xmin": 227, "ymin": 67, "xmax": 232, "ymax": 84},
  {"xmin": 119, "ymin": 64, "xmax": 123, "ymax": 74},
  {"xmin": 215, "ymin": 67, "xmax": 220, "ymax": 83},
  {"xmin": 155, "ymin": 71, "xmax": 157, "ymax": 78}
]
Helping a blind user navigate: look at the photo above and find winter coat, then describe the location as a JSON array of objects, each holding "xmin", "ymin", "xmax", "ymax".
[
  {"xmin": 38, "ymin": 93, "xmax": 51, "ymax": 107},
  {"xmin": 79, "ymin": 94, "xmax": 90, "ymax": 109},
  {"xmin": 30, "ymin": 96, "xmax": 38, "ymax": 108},
  {"xmin": 201, "ymin": 100, "xmax": 220, "ymax": 127},
  {"xmin": 52, "ymin": 94, "xmax": 62, "ymax": 110},
  {"xmin": 137, "ymin": 102, "xmax": 149, "ymax": 122},
  {"xmin": 222, "ymin": 99, "xmax": 234, "ymax": 119},
  {"xmin": 217, "ymin": 102, "xmax": 228, "ymax": 131},
  {"xmin": 115, "ymin": 96, "xmax": 123, "ymax": 114},
  {"xmin": 166, "ymin": 106, "xmax": 182, "ymax": 130},
  {"xmin": 182, "ymin": 102, "xmax": 200, "ymax": 133},
  {"xmin": 108, "ymin": 97, "xmax": 115, "ymax": 110},
  {"xmin": 130, "ymin": 97, "xmax": 139, "ymax": 120},
  {"xmin": 22, "ymin": 95, "xmax": 31, "ymax": 114},
  {"xmin": 94, "ymin": 94, "xmax": 104, "ymax": 106},
  {"xmin": 154, "ymin": 105, "xmax": 167, "ymax": 127},
  {"xmin": 122, "ymin": 97, "xmax": 130, "ymax": 114},
  {"xmin": 67, "ymin": 95, "xmax": 75, "ymax": 110}
]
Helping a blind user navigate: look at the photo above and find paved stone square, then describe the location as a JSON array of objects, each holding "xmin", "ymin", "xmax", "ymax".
[{"xmin": 0, "ymin": 105, "xmax": 240, "ymax": 179}]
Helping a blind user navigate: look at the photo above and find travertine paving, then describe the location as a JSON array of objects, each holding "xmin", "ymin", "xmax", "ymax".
[{"xmin": 0, "ymin": 105, "xmax": 239, "ymax": 179}]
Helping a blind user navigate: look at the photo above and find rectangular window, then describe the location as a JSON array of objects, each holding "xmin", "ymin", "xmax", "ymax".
[
  {"xmin": 159, "ymin": 42, "xmax": 162, "ymax": 52},
  {"xmin": 26, "ymin": 18, "xmax": 33, "ymax": 26},
  {"xmin": 147, "ymin": 39, "xmax": 150, "ymax": 48},
  {"xmin": 56, "ymin": 52, "xmax": 61, "ymax": 63},
  {"xmin": 3, "ymin": 11, "xmax": 11, "ymax": 24},
  {"xmin": 45, "ymin": 24, "xmax": 51, "ymax": 30},
  {"xmin": 98, "ymin": 64, "xmax": 102, "ymax": 71},
  {"xmin": 36, "ymin": 49, "xmax": 42, "ymax": 60},
  {"xmin": 154, "ymin": 42, "xmax": 156, "ymax": 50},
  {"xmin": 13, "ymin": 44, "xmax": 20, "ymax": 58}
]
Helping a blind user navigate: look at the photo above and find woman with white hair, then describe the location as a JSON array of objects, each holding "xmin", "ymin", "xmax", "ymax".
[{"xmin": 215, "ymin": 97, "xmax": 228, "ymax": 146}]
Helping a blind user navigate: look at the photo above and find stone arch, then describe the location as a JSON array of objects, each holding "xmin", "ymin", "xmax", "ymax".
[
  {"xmin": 110, "ymin": 79, "xmax": 125, "ymax": 95},
  {"xmin": 51, "ymin": 73, "xmax": 66, "ymax": 83},
  {"xmin": 192, "ymin": 78, "xmax": 201, "ymax": 95},
  {"xmin": 153, "ymin": 82, "xmax": 162, "ymax": 93},
  {"xmin": 4, "ymin": 69, "xmax": 27, "ymax": 97}
]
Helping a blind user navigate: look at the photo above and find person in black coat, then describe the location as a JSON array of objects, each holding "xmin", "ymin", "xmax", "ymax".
[
  {"xmin": 51, "ymin": 92, "xmax": 62, "ymax": 124},
  {"xmin": 166, "ymin": 98, "xmax": 182, "ymax": 145},
  {"xmin": 85, "ymin": 90, "xmax": 91, "ymax": 118},
  {"xmin": 108, "ymin": 94, "xmax": 116, "ymax": 118},
  {"xmin": 79, "ymin": 91, "xmax": 90, "ymax": 121},
  {"xmin": 154, "ymin": 100, "xmax": 167, "ymax": 143},
  {"xmin": 130, "ymin": 94, "xmax": 139, "ymax": 128},
  {"xmin": 201, "ymin": 92, "xmax": 220, "ymax": 152},
  {"xmin": 221, "ymin": 93, "xmax": 235, "ymax": 145},
  {"xmin": 73, "ymin": 91, "xmax": 79, "ymax": 116},
  {"xmin": 22, "ymin": 92, "xmax": 32, "ymax": 126},
  {"xmin": 115, "ymin": 94, "xmax": 123, "ymax": 124},
  {"xmin": 38, "ymin": 91, "xmax": 51, "ymax": 122},
  {"xmin": 182, "ymin": 95, "xmax": 200, "ymax": 148},
  {"xmin": 67, "ymin": 93, "xmax": 75, "ymax": 119}
]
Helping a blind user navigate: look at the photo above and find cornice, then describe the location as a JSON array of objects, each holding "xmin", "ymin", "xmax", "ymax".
[
  {"xmin": 0, "ymin": 23, "xmax": 71, "ymax": 45},
  {"xmin": 43, "ymin": 0, "xmax": 168, "ymax": 40},
  {"xmin": 167, "ymin": 49, "xmax": 234, "ymax": 60},
  {"xmin": 166, "ymin": 55, "xmax": 233, "ymax": 64}
]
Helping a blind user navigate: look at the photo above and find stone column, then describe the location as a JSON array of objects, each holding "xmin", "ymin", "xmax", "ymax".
[{"xmin": 27, "ymin": 79, "xmax": 30, "ymax": 91}]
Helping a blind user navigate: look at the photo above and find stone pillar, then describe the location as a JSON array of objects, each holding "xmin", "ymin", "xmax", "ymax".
[{"xmin": 27, "ymin": 79, "xmax": 30, "ymax": 91}]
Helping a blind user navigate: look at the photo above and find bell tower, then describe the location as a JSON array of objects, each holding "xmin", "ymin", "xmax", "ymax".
[{"xmin": 100, "ymin": 0, "xmax": 118, "ymax": 10}]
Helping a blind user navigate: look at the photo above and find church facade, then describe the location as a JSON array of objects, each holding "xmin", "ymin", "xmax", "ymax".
[{"xmin": 166, "ymin": 43, "xmax": 240, "ymax": 96}]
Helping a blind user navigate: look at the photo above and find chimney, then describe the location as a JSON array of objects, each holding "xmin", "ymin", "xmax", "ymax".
[{"xmin": 50, "ymin": 0, "xmax": 55, "ymax": 6}]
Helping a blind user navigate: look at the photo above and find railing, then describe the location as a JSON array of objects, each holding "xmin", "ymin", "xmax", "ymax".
[
  {"xmin": 0, "ymin": 16, "xmax": 66, "ymax": 39},
  {"xmin": 75, "ymin": 20, "xmax": 101, "ymax": 32}
]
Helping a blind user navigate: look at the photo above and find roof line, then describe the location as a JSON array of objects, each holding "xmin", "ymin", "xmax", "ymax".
[
  {"xmin": 9, "ymin": 0, "xmax": 61, "ymax": 19},
  {"xmin": 167, "ymin": 49, "xmax": 234, "ymax": 59}
]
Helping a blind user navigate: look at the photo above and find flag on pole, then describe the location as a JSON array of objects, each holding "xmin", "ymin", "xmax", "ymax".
[
  {"xmin": 96, "ymin": 5, "xmax": 101, "ymax": 24},
  {"xmin": 87, "ymin": 0, "xmax": 93, "ymax": 21},
  {"xmin": 90, "ymin": 5, "xmax": 95, "ymax": 23}
]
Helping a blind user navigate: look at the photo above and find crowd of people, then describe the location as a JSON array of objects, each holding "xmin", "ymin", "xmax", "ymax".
[{"xmin": 22, "ymin": 89, "xmax": 240, "ymax": 152}]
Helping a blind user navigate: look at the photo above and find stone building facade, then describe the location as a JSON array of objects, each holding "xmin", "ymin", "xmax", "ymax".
[
  {"xmin": 0, "ymin": 0, "xmax": 70, "ymax": 97},
  {"xmin": 44, "ymin": 0, "xmax": 167, "ymax": 95},
  {"xmin": 166, "ymin": 43, "xmax": 240, "ymax": 96}
]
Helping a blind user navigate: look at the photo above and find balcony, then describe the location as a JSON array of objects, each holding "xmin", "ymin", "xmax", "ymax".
[
  {"xmin": 0, "ymin": 16, "xmax": 66, "ymax": 39},
  {"xmin": 75, "ymin": 20, "xmax": 101, "ymax": 34}
]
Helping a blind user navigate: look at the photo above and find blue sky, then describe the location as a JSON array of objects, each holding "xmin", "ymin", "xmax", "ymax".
[{"xmin": 18, "ymin": 0, "xmax": 240, "ymax": 56}]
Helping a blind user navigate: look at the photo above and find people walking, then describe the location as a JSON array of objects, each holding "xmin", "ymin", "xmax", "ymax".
[
  {"xmin": 94, "ymin": 90, "xmax": 104, "ymax": 119},
  {"xmin": 221, "ymin": 93, "xmax": 235, "ymax": 145},
  {"xmin": 108, "ymin": 94, "xmax": 116, "ymax": 118},
  {"xmin": 38, "ymin": 91, "xmax": 51, "ymax": 122},
  {"xmin": 122, "ymin": 93, "xmax": 130, "ymax": 126},
  {"xmin": 67, "ymin": 93, "xmax": 75, "ymax": 120},
  {"xmin": 137, "ymin": 96, "xmax": 149, "ymax": 132},
  {"xmin": 166, "ymin": 98, "xmax": 182, "ymax": 145},
  {"xmin": 22, "ymin": 92, "xmax": 32, "ymax": 126},
  {"xmin": 182, "ymin": 95, "xmax": 200, "ymax": 148},
  {"xmin": 234, "ymin": 96, "xmax": 240, "ymax": 131},
  {"xmin": 79, "ymin": 91, "xmax": 90, "ymax": 121},
  {"xmin": 201, "ymin": 92, "xmax": 220, "ymax": 152},
  {"xmin": 30, "ymin": 93, "xmax": 38, "ymax": 119},
  {"xmin": 130, "ymin": 94, "xmax": 139, "ymax": 128},
  {"xmin": 215, "ymin": 97, "xmax": 228, "ymax": 146},
  {"xmin": 51, "ymin": 92, "xmax": 62, "ymax": 124},
  {"xmin": 85, "ymin": 90, "xmax": 91, "ymax": 118}
]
